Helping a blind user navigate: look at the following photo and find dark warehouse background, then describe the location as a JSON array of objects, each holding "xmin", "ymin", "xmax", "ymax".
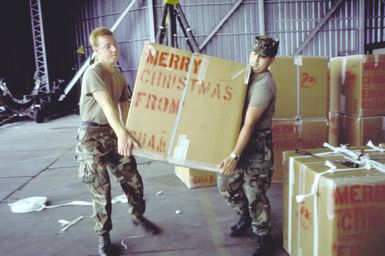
[{"xmin": 0, "ymin": 0, "xmax": 78, "ymax": 98}]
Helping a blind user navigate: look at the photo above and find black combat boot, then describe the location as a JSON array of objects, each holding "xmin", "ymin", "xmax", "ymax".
[
  {"xmin": 97, "ymin": 233, "xmax": 111, "ymax": 256},
  {"xmin": 228, "ymin": 212, "xmax": 251, "ymax": 237},
  {"xmin": 132, "ymin": 216, "xmax": 161, "ymax": 235},
  {"xmin": 253, "ymin": 234, "xmax": 272, "ymax": 256}
]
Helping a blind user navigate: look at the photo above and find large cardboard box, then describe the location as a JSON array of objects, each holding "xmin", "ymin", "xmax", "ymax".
[
  {"xmin": 283, "ymin": 146, "xmax": 385, "ymax": 256},
  {"xmin": 174, "ymin": 166, "xmax": 217, "ymax": 188},
  {"xmin": 330, "ymin": 54, "xmax": 385, "ymax": 116},
  {"xmin": 328, "ymin": 111, "xmax": 385, "ymax": 147},
  {"xmin": 126, "ymin": 42, "xmax": 248, "ymax": 172},
  {"xmin": 272, "ymin": 118, "xmax": 328, "ymax": 181},
  {"xmin": 270, "ymin": 56, "xmax": 329, "ymax": 119},
  {"xmin": 340, "ymin": 114, "xmax": 385, "ymax": 146}
]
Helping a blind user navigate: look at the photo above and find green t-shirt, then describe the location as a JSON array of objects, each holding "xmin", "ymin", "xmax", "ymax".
[
  {"xmin": 79, "ymin": 62, "xmax": 128, "ymax": 124},
  {"xmin": 245, "ymin": 70, "xmax": 276, "ymax": 129}
]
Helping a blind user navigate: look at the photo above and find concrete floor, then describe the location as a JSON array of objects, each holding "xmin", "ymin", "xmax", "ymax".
[{"xmin": 0, "ymin": 114, "xmax": 289, "ymax": 256}]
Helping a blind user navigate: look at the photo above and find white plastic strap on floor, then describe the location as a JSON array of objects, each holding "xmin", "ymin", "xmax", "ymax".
[{"xmin": 9, "ymin": 194, "xmax": 128, "ymax": 213}]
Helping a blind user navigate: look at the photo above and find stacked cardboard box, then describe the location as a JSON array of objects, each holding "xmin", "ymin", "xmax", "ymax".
[
  {"xmin": 283, "ymin": 144, "xmax": 385, "ymax": 256},
  {"xmin": 329, "ymin": 54, "xmax": 385, "ymax": 146},
  {"xmin": 126, "ymin": 42, "xmax": 249, "ymax": 186},
  {"xmin": 270, "ymin": 56, "xmax": 329, "ymax": 181},
  {"xmin": 174, "ymin": 166, "xmax": 217, "ymax": 188}
]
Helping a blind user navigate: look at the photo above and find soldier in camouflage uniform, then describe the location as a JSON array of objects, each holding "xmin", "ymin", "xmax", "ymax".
[
  {"xmin": 217, "ymin": 35, "xmax": 279, "ymax": 256},
  {"xmin": 76, "ymin": 27, "xmax": 160, "ymax": 256}
]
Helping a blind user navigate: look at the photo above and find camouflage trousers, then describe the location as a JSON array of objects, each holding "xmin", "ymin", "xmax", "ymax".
[
  {"xmin": 75, "ymin": 125, "xmax": 145, "ymax": 235},
  {"xmin": 217, "ymin": 129, "xmax": 274, "ymax": 236}
]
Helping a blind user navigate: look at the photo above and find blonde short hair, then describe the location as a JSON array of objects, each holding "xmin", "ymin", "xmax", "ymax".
[{"xmin": 89, "ymin": 27, "xmax": 114, "ymax": 48}]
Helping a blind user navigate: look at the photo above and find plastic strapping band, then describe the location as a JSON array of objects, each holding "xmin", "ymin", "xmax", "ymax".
[
  {"xmin": 374, "ymin": 54, "xmax": 379, "ymax": 67},
  {"xmin": 367, "ymin": 140, "xmax": 385, "ymax": 153},
  {"xmin": 323, "ymin": 142, "xmax": 361, "ymax": 159},
  {"xmin": 167, "ymin": 53, "xmax": 196, "ymax": 161},
  {"xmin": 367, "ymin": 160, "xmax": 385, "ymax": 173},
  {"xmin": 297, "ymin": 163, "xmax": 307, "ymax": 256},
  {"xmin": 339, "ymin": 57, "xmax": 347, "ymax": 112},
  {"xmin": 232, "ymin": 66, "xmax": 250, "ymax": 84},
  {"xmin": 288, "ymin": 157, "xmax": 295, "ymax": 254},
  {"xmin": 325, "ymin": 141, "xmax": 385, "ymax": 173},
  {"xmin": 362, "ymin": 54, "xmax": 367, "ymax": 64},
  {"xmin": 197, "ymin": 56, "xmax": 208, "ymax": 82},
  {"xmin": 294, "ymin": 55, "xmax": 303, "ymax": 66},
  {"xmin": 341, "ymin": 57, "xmax": 346, "ymax": 86},
  {"xmin": 294, "ymin": 56, "xmax": 302, "ymax": 120},
  {"xmin": 244, "ymin": 65, "xmax": 251, "ymax": 85}
]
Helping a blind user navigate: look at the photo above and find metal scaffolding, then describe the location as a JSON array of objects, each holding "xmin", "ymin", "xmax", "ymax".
[{"xmin": 29, "ymin": 0, "xmax": 50, "ymax": 94}]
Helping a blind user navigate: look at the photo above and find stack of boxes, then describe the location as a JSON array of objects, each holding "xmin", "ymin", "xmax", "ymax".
[
  {"xmin": 282, "ymin": 144, "xmax": 385, "ymax": 256},
  {"xmin": 281, "ymin": 54, "xmax": 385, "ymax": 255},
  {"xmin": 128, "ymin": 42, "xmax": 385, "ymax": 190},
  {"xmin": 270, "ymin": 56, "xmax": 329, "ymax": 181},
  {"xmin": 329, "ymin": 54, "xmax": 385, "ymax": 146}
]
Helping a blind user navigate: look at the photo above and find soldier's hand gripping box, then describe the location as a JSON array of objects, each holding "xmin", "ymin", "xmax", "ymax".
[{"xmin": 283, "ymin": 143, "xmax": 385, "ymax": 256}]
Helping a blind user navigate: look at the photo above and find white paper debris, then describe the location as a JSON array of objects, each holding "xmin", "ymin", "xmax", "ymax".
[
  {"xmin": 9, "ymin": 197, "xmax": 92, "ymax": 213},
  {"xmin": 44, "ymin": 201, "xmax": 92, "ymax": 209},
  {"xmin": 121, "ymin": 235, "xmax": 146, "ymax": 250},
  {"xmin": 58, "ymin": 216, "xmax": 84, "ymax": 232},
  {"xmin": 156, "ymin": 191, "xmax": 163, "ymax": 196},
  {"xmin": 111, "ymin": 194, "xmax": 127, "ymax": 204},
  {"xmin": 176, "ymin": 210, "xmax": 182, "ymax": 214},
  {"xmin": 9, "ymin": 197, "xmax": 47, "ymax": 213}
]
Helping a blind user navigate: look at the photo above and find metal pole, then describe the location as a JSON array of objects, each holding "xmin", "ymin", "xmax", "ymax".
[
  {"xmin": 293, "ymin": 0, "xmax": 344, "ymax": 55},
  {"xmin": 199, "ymin": 0, "xmax": 244, "ymax": 51},
  {"xmin": 148, "ymin": 0, "xmax": 156, "ymax": 42},
  {"xmin": 358, "ymin": 0, "xmax": 365, "ymax": 54},
  {"xmin": 258, "ymin": 0, "xmax": 265, "ymax": 35},
  {"xmin": 59, "ymin": 0, "xmax": 138, "ymax": 101}
]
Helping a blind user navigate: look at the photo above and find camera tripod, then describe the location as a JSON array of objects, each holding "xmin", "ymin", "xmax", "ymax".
[{"xmin": 156, "ymin": 1, "xmax": 200, "ymax": 53}]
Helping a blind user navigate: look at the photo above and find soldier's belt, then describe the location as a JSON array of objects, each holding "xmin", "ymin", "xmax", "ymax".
[{"xmin": 82, "ymin": 121, "xmax": 109, "ymax": 127}]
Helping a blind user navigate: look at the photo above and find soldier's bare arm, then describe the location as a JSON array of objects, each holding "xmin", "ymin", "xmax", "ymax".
[
  {"xmin": 93, "ymin": 90, "xmax": 139, "ymax": 156},
  {"xmin": 219, "ymin": 106, "xmax": 264, "ymax": 176}
]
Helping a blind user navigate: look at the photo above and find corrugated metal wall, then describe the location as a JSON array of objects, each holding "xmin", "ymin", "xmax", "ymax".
[
  {"xmin": 72, "ymin": 0, "xmax": 385, "ymax": 88},
  {"xmin": 366, "ymin": 0, "xmax": 385, "ymax": 44}
]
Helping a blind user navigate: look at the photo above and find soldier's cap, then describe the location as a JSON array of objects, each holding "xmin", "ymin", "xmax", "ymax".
[{"xmin": 252, "ymin": 35, "xmax": 279, "ymax": 58}]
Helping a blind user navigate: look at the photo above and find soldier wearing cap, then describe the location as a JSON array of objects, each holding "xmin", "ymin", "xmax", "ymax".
[{"xmin": 217, "ymin": 35, "xmax": 279, "ymax": 256}]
